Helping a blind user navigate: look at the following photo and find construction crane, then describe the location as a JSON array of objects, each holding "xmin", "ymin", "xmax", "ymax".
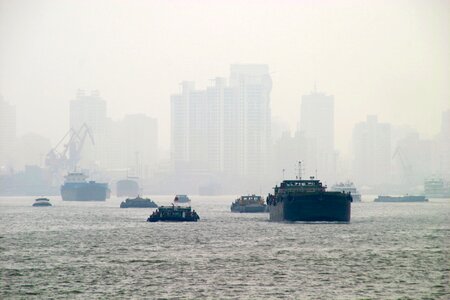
[
  {"xmin": 45, "ymin": 123, "xmax": 95, "ymax": 174},
  {"xmin": 393, "ymin": 146, "xmax": 413, "ymax": 185}
]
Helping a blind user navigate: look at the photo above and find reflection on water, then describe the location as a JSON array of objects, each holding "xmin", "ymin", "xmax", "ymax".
[{"xmin": 1, "ymin": 196, "xmax": 449, "ymax": 299}]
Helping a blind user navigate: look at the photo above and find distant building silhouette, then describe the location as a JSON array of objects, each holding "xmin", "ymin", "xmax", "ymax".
[
  {"xmin": 352, "ymin": 115, "xmax": 391, "ymax": 186},
  {"xmin": 298, "ymin": 90, "xmax": 336, "ymax": 182},
  {"xmin": 108, "ymin": 114, "xmax": 158, "ymax": 179},
  {"xmin": 70, "ymin": 90, "xmax": 107, "ymax": 168},
  {"xmin": 170, "ymin": 64, "xmax": 271, "ymax": 185},
  {"xmin": 0, "ymin": 96, "xmax": 16, "ymax": 169}
]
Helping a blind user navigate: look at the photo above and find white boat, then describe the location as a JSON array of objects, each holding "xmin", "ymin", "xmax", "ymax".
[
  {"xmin": 173, "ymin": 194, "xmax": 191, "ymax": 204},
  {"xmin": 33, "ymin": 197, "xmax": 52, "ymax": 207},
  {"xmin": 331, "ymin": 181, "xmax": 362, "ymax": 202}
]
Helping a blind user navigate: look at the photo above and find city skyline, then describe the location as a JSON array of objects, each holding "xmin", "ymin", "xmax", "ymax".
[{"xmin": 1, "ymin": 0, "xmax": 448, "ymax": 153}]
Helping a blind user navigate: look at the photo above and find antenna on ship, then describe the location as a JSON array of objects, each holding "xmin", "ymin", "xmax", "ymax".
[
  {"xmin": 298, "ymin": 161, "xmax": 302, "ymax": 180},
  {"xmin": 282, "ymin": 169, "xmax": 285, "ymax": 180}
]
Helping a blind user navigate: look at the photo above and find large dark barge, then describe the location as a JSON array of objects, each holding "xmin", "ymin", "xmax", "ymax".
[{"xmin": 267, "ymin": 177, "xmax": 352, "ymax": 222}]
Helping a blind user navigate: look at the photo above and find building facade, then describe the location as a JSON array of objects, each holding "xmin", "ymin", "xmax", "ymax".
[
  {"xmin": 298, "ymin": 90, "xmax": 336, "ymax": 183},
  {"xmin": 352, "ymin": 115, "xmax": 391, "ymax": 186},
  {"xmin": 170, "ymin": 64, "xmax": 272, "ymax": 184}
]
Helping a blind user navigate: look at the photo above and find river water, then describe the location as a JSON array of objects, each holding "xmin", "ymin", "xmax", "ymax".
[{"xmin": 0, "ymin": 195, "xmax": 449, "ymax": 299}]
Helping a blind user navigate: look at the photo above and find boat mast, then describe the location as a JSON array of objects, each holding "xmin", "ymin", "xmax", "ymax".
[{"xmin": 298, "ymin": 161, "xmax": 302, "ymax": 180}]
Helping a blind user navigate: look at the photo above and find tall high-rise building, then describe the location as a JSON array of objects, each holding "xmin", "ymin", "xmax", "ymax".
[
  {"xmin": 122, "ymin": 114, "xmax": 158, "ymax": 178},
  {"xmin": 69, "ymin": 90, "xmax": 107, "ymax": 168},
  {"xmin": 298, "ymin": 90, "xmax": 335, "ymax": 182},
  {"xmin": 171, "ymin": 82, "xmax": 193, "ymax": 168},
  {"xmin": 228, "ymin": 64, "xmax": 272, "ymax": 178},
  {"xmin": 352, "ymin": 115, "xmax": 391, "ymax": 186},
  {"xmin": 436, "ymin": 109, "xmax": 450, "ymax": 179},
  {"xmin": 170, "ymin": 64, "xmax": 272, "ymax": 183},
  {"xmin": 0, "ymin": 96, "xmax": 16, "ymax": 169}
]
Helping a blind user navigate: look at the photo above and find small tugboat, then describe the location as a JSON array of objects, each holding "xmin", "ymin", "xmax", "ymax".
[
  {"xmin": 231, "ymin": 195, "xmax": 268, "ymax": 213},
  {"xmin": 374, "ymin": 195, "xmax": 428, "ymax": 202},
  {"xmin": 147, "ymin": 205, "xmax": 200, "ymax": 222},
  {"xmin": 120, "ymin": 196, "xmax": 158, "ymax": 208},
  {"xmin": 174, "ymin": 194, "xmax": 191, "ymax": 203},
  {"xmin": 32, "ymin": 197, "xmax": 52, "ymax": 207}
]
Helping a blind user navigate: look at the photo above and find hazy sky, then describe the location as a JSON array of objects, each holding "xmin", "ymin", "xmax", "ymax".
[{"xmin": 0, "ymin": 0, "xmax": 448, "ymax": 153}]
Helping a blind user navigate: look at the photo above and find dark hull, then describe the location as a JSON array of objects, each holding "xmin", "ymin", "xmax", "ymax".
[
  {"xmin": 269, "ymin": 192, "xmax": 352, "ymax": 222},
  {"xmin": 374, "ymin": 196, "xmax": 428, "ymax": 202},
  {"xmin": 231, "ymin": 204, "xmax": 268, "ymax": 213},
  {"xmin": 61, "ymin": 184, "xmax": 108, "ymax": 201},
  {"xmin": 147, "ymin": 216, "xmax": 198, "ymax": 222},
  {"xmin": 32, "ymin": 202, "xmax": 52, "ymax": 207},
  {"xmin": 120, "ymin": 201, "xmax": 157, "ymax": 208}
]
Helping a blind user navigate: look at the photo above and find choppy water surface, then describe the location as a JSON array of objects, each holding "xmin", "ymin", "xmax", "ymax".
[{"xmin": 1, "ymin": 196, "xmax": 449, "ymax": 299}]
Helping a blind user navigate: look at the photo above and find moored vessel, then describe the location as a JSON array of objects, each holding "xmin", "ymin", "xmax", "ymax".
[
  {"xmin": 147, "ymin": 205, "xmax": 200, "ymax": 222},
  {"xmin": 374, "ymin": 195, "xmax": 428, "ymax": 202},
  {"xmin": 116, "ymin": 177, "xmax": 140, "ymax": 197},
  {"xmin": 331, "ymin": 181, "xmax": 361, "ymax": 202},
  {"xmin": 231, "ymin": 195, "xmax": 268, "ymax": 213},
  {"xmin": 61, "ymin": 172, "xmax": 109, "ymax": 201},
  {"xmin": 267, "ymin": 175, "xmax": 352, "ymax": 222},
  {"xmin": 32, "ymin": 197, "xmax": 52, "ymax": 207},
  {"xmin": 120, "ymin": 196, "xmax": 158, "ymax": 208}
]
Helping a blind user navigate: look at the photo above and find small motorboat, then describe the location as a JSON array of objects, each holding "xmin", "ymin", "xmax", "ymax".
[{"xmin": 32, "ymin": 198, "xmax": 52, "ymax": 207}]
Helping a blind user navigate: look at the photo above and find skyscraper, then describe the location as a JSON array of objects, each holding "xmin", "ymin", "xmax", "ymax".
[
  {"xmin": 352, "ymin": 115, "xmax": 391, "ymax": 186},
  {"xmin": 298, "ymin": 90, "xmax": 335, "ymax": 182},
  {"xmin": 69, "ymin": 90, "xmax": 107, "ymax": 168},
  {"xmin": 228, "ymin": 64, "xmax": 272, "ymax": 178},
  {"xmin": 0, "ymin": 96, "xmax": 16, "ymax": 169},
  {"xmin": 170, "ymin": 64, "xmax": 272, "ymax": 184}
]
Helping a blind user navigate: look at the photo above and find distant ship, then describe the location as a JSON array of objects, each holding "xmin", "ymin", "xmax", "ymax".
[
  {"xmin": 120, "ymin": 196, "xmax": 158, "ymax": 208},
  {"xmin": 267, "ymin": 176, "xmax": 352, "ymax": 222},
  {"xmin": 374, "ymin": 195, "xmax": 428, "ymax": 202},
  {"xmin": 116, "ymin": 177, "xmax": 140, "ymax": 197},
  {"xmin": 424, "ymin": 178, "xmax": 450, "ymax": 198},
  {"xmin": 174, "ymin": 194, "xmax": 191, "ymax": 204},
  {"xmin": 147, "ymin": 205, "xmax": 200, "ymax": 222},
  {"xmin": 330, "ymin": 182, "xmax": 361, "ymax": 202},
  {"xmin": 33, "ymin": 197, "xmax": 52, "ymax": 207},
  {"xmin": 231, "ymin": 195, "xmax": 268, "ymax": 213},
  {"xmin": 61, "ymin": 172, "xmax": 109, "ymax": 201}
]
